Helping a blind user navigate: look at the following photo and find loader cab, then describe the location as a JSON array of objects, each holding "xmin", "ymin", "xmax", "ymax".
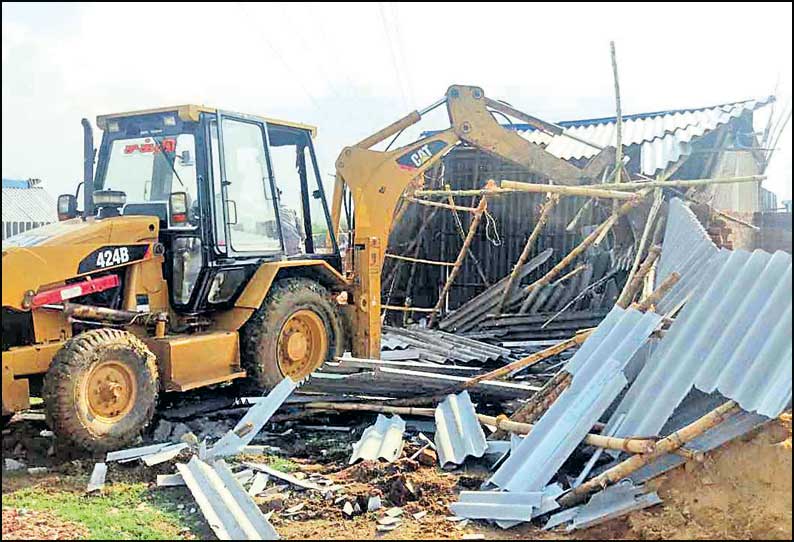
[{"xmin": 94, "ymin": 106, "xmax": 340, "ymax": 314}]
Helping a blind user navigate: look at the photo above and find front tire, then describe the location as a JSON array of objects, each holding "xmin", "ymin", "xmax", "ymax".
[
  {"xmin": 43, "ymin": 329, "xmax": 159, "ymax": 452},
  {"xmin": 242, "ymin": 278, "xmax": 343, "ymax": 390}
]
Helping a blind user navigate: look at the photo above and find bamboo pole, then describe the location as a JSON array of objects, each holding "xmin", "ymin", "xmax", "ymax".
[
  {"xmin": 618, "ymin": 188, "xmax": 664, "ymax": 305},
  {"xmin": 519, "ymin": 190, "xmax": 651, "ymax": 302},
  {"xmin": 447, "ymin": 186, "xmax": 490, "ymax": 286},
  {"xmin": 385, "ymin": 253, "xmax": 455, "ymax": 267},
  {"xmin": 610, "ymin": 41, "xmax": 624, "ymax": 183},
  {"xmin": 552, "ymin": 263, "xmax": 588, "ymax": 286},
  {"xmin": 497, "ymin": 195, "xmax": 560, "ymax": 313},
  {"xmin": 509, "ymin": 372, "xmax": 573, "ymax": 425},
  {"xmin": 499, "ymin": 181, "xmax": 638, "ymax": 200},
  {"xmin": 616, "ymin": 245, "xmax": 661, "ymax": 308},
  {"xmin": 631, "ymin": 271, "xmax": 680, "ymax": 312},
  {"xmin": 561, "ymin": 400, "xmax": 740, "ymax": 506},
  {"xmin": 404, "ymin": 195, "xmax": 478, "ymax": 213},
  {"xmin": 590, "ymin": 175, "xmax": 765, "ymax": 191},
  {"xmin": 478, "ymin": 414, "xmax": 655, "ymax": 454},
  {"xmin": 303, "ymin": 402, "xmax": 435, "ymax": 417},
  {"xmin": 428, "ymin": 196, "xmax": 488, "ymax": 326}
]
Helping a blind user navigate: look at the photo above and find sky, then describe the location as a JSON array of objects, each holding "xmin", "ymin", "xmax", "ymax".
[{"xmin": 2, "ymin": 2, "xmax": 792, "ymax": 201}]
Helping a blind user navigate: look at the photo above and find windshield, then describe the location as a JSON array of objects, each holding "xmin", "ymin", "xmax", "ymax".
[{"xmin": 101, "ymin": 134, "xmax": 198, "ymax": 203}]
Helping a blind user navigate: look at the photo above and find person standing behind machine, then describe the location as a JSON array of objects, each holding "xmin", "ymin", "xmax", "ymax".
[{"xmin": 277, "ymin": 188, "xmax": 305, "ymax": 256}]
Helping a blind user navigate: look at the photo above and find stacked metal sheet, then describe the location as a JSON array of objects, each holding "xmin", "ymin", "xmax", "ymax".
[
  {"xmin": 604, "ymin": 248, "xmax": 792, "ymax": 441},
  {"xmin": 487, "ymin": 307, "xmax": 662, "ymax": 496},
  {"xmin": 439, "ymin": 248, "xmax": 554, "ymax": 333},
  {"xmin": 381, "ymin": 326, "xmax": 512, "ymax": 364}
]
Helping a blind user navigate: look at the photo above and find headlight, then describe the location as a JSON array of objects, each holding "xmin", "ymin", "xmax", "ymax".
[{"xmin": 93, "ymin": 189, "xmax": 127, "ymax": 208}]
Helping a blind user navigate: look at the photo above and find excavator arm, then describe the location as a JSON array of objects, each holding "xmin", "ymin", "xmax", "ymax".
[{"xmin": 333, "ymin": 84, "xmax": 614, "ymax": 358}]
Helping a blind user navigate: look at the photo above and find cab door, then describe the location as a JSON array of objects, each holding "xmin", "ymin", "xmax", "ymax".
[{"xmin": 211, "ymin": 111, "xmax": 283, "ymax": 257}]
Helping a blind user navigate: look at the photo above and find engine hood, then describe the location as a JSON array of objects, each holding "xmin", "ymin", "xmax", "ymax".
[{"xmin": 2, "ymin": 215, "xmax": 160, "ymax": 310}]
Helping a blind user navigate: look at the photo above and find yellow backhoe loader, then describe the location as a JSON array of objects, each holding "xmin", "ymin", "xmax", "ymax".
[{"xmin": 1, "ymin": 85, "xmax": 612, "ymax": 451}]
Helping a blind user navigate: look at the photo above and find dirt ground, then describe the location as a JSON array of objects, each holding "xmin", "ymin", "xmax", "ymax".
[{"xmin": 2, "ymin": 414, "xmax": 791, "ymax": 540}]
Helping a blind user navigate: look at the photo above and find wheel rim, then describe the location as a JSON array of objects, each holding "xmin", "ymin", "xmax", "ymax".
[
  {"xmin": 86, "ymin": 360, "xmax": 137, "ymax": 421},
  {"xmin": 277, "ymin": 309, "xmax": 328, "ymax": 380}
]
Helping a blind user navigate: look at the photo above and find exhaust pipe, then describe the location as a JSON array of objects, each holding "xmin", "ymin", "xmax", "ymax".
[{"xmin": 81, "ymin": 118, "xmax": 95, "ymax": 218}]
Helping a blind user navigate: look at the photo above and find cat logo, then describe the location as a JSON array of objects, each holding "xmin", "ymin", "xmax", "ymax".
[{"xmin": 396, "ymin": 140, "xmax": 447, "ymax": 171}]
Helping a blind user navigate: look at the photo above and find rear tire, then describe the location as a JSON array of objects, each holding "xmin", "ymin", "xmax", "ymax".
[
  {"xmin": 242, "ymin": 278, "xmax": 344, "ymax": 390},
  {"xmin": 43, "ymin": 329, "xmax": 159, "ymax": 452}
]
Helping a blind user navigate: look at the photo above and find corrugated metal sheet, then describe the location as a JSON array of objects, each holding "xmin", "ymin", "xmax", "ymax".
[
  {"xmin": 544, "ymin": 481, "xmax": 661, "ymax": 531},
  {"xmin": 349, "ymin": 414, "xmax": 405, "ymax": 464},
  {"xmin": 606, "ymin": 248, "xmax": 792, "ymax": 441},
  {"xmin": 488, "ymin": 307, "xmax": 661, "ymax": 495},
  {"xmin": 434, "ymin": 391, "xmax": 487, "ymax": 467},
  {"xmin": 1, "ymin": 186, "xmax": 57, "ymax": 223},
  {"xmin": 381, "ymin": 326, "xmax": 511, "ymax": 364},
  {"xmin": 519, "ymin": 98, "xmax": 773, "ymax": 174},
  {"xmin": 176, "ymin": 457, "xmax": 279, "ymax": 540},
  {"xmin": 450, "ymin": 490, "xmax": 543, "ymax": 522},
  {"xmin": 210, "ymin": 378, "xmax": 297, "ymax": 459}
]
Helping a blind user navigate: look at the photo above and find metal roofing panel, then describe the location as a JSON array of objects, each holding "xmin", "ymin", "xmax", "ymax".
[
  {"xmin": 545, "ymin": 481, "xmax": 661, "ymax": 532},
  {"xmin": 488, "ymin": 307, "xmax": 661, "ymax": 495},
  {"xmin": 210, "ymin": 378, "xmax": 297, "ymax": 459},
  {"xmin": 607, "ymin": 248, "xmax": 792, "ymax": 440},
  {"xmin": 450, "ymin": 491, "xmax": 543, "ymax": 522},
  {"xmin": 349, "ymin": 414, "xmax": 405, "ymax": 464},
  {"xmin": 518, "ymin": 98, "xmax": 773, "ymax": 174},
  {"xmin": 176, "ymin": 457, "xmax": 279, "ymax": 540},
  {"xmin": 434, "ymin": 391, "xmax": 487, "ymax": 467},
  {"xmin": 1, "ymin": 186, "xmax": 57, "ymax": 224},
  {"xmin": 381, "ymin": 326, "xmax": 512, "ymax": 364}
]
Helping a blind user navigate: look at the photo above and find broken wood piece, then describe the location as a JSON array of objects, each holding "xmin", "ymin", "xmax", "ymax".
[
  {"xmin": 561, "ymin": 400, "xmax": 740, "ymax": 506},
  {"xmin": 589, "ymin": 174, "xmax": 766, "ymax": 191},
  {"xmin": 385, "ymin": 253, "xmax": 455, "ymax": 267}
]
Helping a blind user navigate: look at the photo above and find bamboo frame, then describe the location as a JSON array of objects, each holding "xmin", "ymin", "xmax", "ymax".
[
  {"xmin": 500, "ymin": 180, "xmax": 638, "ymax": 200},
  {"xmin": 618, "ymin": 187, "xmax": 664, "ymax": 305},
  {"xmin": 428, "ymin": 196, "xmax": 489, "ymax": 326},
  {"xmin": 561, "ymin": 400, "xmax": 740, "ymax": 505},
  {"xmin": 448, "ymin": 186, "xmax": 490, "ymax": 285},
  {"xmin": 519, "ymin": 190, "xmax": 652, "ymax": 307},
  {"xmin": 631, "ymin": 271, "xmax": 680, "ymax": 312},
  {"xmin": 497, "ymin": 195, "xmax": 559, "ymax": 313},
  {"xmin": 610, "ymin": 41, "xmax": 624, "ymax": 183}
]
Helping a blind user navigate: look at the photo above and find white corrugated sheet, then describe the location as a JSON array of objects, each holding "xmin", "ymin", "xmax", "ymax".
[{"xmin": 519, "ymin": 98, "xmax": 773, "ymax": 175}]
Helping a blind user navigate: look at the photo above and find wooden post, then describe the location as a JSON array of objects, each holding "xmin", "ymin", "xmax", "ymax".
[
  {"xmin": 497, "ymin": 195, "xmax": 559, "ymax": 313},
  {"xmin": 561, "ymin": 400, "xmax": 740, "ymax": 506},
  {"xmin": 616, "ymin": 245, "xmax": 662, "ymax": 308},
  {"xmin": 519, "ymin": 190, "xmax": 651, "ymax": 304},
  {"xmin": 428, "ymin": 196, "xmax": 488, "ymax": 326},
  {"xmin": 500, "ymin": 180, "xmax": 638, "ymax": 200},
  {"xmin": 478, "ymin": 414, "xmax": 655, "ymax": 454}
]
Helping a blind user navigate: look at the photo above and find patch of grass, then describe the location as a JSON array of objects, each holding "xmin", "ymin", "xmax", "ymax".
[
  {"xmin": 3, "ymin": 479, "xmax": 201, "ymax": 540},
  {"xmin": 239, "ymin": 453, "xmax": 300, "ymax": 473}
]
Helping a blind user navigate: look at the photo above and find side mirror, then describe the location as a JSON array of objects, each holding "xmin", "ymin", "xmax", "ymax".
[{"xmin": 57, "ymin": 194, "xmax": 78, "ymax": 221}]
